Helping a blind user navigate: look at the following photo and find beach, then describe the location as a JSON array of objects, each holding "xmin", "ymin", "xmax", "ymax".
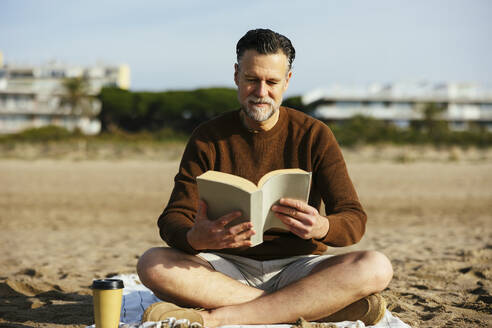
[{"xmin": 0, "ymin": 145, "xmax": 491, "ymax": 327}]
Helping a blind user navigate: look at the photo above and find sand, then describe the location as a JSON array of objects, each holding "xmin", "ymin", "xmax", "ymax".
[{"xmin": 0, "ymin": 145, "xmax": 491, "ymax": 327}]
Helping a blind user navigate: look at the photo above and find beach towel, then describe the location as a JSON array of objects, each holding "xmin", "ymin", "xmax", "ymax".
[{"xmin": 85, "ymin": 274, "xmax": 410, "ymax": 328}]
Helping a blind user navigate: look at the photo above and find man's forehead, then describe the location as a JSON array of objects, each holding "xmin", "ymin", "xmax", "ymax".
[{"xmin": 238, "ymin": 50, "xmax": 289, "ymax": 76}]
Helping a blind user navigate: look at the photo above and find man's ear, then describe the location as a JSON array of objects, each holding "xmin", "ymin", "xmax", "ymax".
[
  {"xmin": 234, "ymin": 63, "xmax": 239, "ymax": 86},
  {"xmin": 283, "ymin": 70, "xmax": 293, "ymax": 91}
]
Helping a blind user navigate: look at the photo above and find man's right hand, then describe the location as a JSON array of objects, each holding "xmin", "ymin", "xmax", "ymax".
[{"xmin": 186, "ymin": 200, "xmax": 256, "ymax": 251}]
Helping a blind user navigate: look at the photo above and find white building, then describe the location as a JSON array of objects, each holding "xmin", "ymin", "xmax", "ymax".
[
  {"xmin": 303, "ymin": 82, "xmax": 492, "ymax": 131},
  {"xmin": 0, "ymin": 52, "xmax": 130, "ymax": 135}
]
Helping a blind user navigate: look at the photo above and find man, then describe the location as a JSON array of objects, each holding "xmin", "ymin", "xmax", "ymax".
[{"xmin": 137, "ymin": 29, "xmax": 393, "ymax": 327}]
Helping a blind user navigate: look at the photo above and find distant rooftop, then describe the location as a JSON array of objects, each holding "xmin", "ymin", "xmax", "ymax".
[
  {"xmin": 0, "ymin": 52, "xmax": 130, "ymax": 92},
  {"xmin": 302, "ymin": 82, "xmax": 492, "ymax": 105}
]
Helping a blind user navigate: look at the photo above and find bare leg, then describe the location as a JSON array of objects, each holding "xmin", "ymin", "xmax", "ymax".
[
  {"xmin": 206, "ymin": 250, "xmax": 392, "ymax": 326},
  {"xmin": 137, "ymin": 248, "xmax": 392, "ymax": 327},
  {"xmin": 137, "ymin": 247, "xmax": 266, "ymax": 308}
]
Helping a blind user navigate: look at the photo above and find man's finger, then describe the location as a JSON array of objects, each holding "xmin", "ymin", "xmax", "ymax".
[
  {"xmin": 279, "ymin": 198, "xmax": 311, "ymax": 212},
  {"xmin": 272, "ymin": 204, "xmax": 311, "ymax": 221},
  {"xmin": 228, "ymin": 221, "xmax": 254, "ymax": 235},
  {"xmin": 222, "ymin": 238, "xmax": 252, "ymax": 249},
  {"xmin": 216, "ymin": 210, "xmax": 242, "ymax": 227},
  {"xmin": 274, "ymin": 200, "xmax": 318, "ymax": 219},
  {"xmin": 285, "ymin": 209, "xmax": 315, "ymax": 226},
  {"xmin": 225, "ymin": 229, "xmax": 256, "ymax": 248},
  {"xmin": 275, "ymin": 212, "xmax": 309, "ymax": 231},
  {"xmin": 238, "ymin": 227, "xmax": 256, "ymax": 240},
  {"xmin": 289, "ymin": 225, "xmax": 311, "ymax": 239}
]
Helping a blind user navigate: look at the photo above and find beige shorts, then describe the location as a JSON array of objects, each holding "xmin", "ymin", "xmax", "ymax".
[{"xmin": 197, "ymin": 252, "xmax": 334, "ymax": 293}]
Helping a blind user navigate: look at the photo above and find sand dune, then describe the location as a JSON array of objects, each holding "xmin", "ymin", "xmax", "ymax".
[{"xmin": 0, "ymin": 147, "xmax": 491, "ymax": 327}]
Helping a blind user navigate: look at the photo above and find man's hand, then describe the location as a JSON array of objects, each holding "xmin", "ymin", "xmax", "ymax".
[
  {"xmin": 187, "ymin": 200, "xmax": 256, "ymax": 251},
  {"xmin": 272, "ymin": 198, "xmax": 329, "ymax": 240}
]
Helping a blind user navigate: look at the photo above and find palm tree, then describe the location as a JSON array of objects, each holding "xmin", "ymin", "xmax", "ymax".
[{"xmin": 60, "ymin": 76, "xmax": 94, "ymax": 116}]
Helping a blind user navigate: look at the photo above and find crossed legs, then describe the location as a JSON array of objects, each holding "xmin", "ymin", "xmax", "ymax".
[{"xmin": 137, "ymin": 247, "xmax": 393, "ymax": 327}]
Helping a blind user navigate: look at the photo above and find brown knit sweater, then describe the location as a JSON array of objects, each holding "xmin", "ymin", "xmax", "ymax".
[{"xmin": 158, "ymin": 107, "xmax": 367, "ymax": 260}]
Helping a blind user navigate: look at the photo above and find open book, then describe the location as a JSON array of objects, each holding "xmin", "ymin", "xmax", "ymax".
[{"xmin": 196, "ymin": 168, "xmax": 312, "ymax": 246}]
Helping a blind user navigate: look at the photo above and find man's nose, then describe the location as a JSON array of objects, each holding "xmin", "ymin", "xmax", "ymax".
[{"xmin": 254, "ymin": 81, "xmax": 268, "ymax": 98}]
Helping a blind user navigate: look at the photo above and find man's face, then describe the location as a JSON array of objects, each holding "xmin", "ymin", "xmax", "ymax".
[{"xmin": 234, "ymin": 50, "xmax": 292, "ymax": 122}]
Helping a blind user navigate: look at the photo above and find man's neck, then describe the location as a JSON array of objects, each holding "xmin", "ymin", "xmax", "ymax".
[{"xmin": 240, "ymin": 109, "xmax": 280, "ymax": 132}]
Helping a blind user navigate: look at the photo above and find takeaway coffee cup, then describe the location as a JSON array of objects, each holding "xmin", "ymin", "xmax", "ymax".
[{"xmin": 92, "ymin": 279, "xmax": 124, "ymax": 328}]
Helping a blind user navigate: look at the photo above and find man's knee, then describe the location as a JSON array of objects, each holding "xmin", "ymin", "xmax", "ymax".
[
  {"xmin": 358, "ymin": 250, "xmax": 393, "ymax": 293},
  {"xmin": 137, "ymin": 247, "xmax": 213, "ymax": 288},
  {"xmin": 137, "ymin": 247, "xmax": 180, "ymax": 287}
]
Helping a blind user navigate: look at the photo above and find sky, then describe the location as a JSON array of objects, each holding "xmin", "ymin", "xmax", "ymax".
[{"xmin": 1, "ymin": 0, "xmax": 491, "ymax": 96}]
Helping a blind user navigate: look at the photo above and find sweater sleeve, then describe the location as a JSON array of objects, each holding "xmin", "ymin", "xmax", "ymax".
[
  {"xmin": 313, "ymin": 127, "xmax": 367, "ymax": 246},
  {"xmin": 157, "ymin": 129, "xmax": 213, "ymax": 254}
]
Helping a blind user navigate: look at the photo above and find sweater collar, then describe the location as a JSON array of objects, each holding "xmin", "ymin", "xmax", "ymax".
[{"xmin": 237, "ymin": 106, "xmax": 288, "ymax": 139}]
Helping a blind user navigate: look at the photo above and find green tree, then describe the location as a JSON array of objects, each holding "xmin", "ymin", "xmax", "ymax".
[
  {"xmin": 282, "ymin": 95, "xmax": 313, "ymax": 113},
  {"xmin": 98, "ymin": 87, "xmax": 239, "ymax": 133},
  {"xmin": 418, "ymin": 102, "xmax": 448, "ymax": 145},
  {"xmin": 98, "ymin": 87, "xmax": 134, "ymax": 131}
]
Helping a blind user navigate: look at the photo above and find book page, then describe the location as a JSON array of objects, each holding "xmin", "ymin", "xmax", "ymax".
[
  {"xmin": 247, "ymin": 191, "xmax": 264, "ymax": 246},
  {"xmin": 198, "ymin": 171, "xmax": 258, "ymax": 193},
  {"xmin": 257, "ymin": 168, "xmax": 308, "ymax": 188},
  {"xmin": 197, "ymin": 177, "xmax": 254, "ymax": 224},
  {"xmin": 197, "ymin": 172, "xmax": 264, "ymax": 245},
  {"xmin": 259, "ymin": 170, "xmax": 312, "ymax": 233}
]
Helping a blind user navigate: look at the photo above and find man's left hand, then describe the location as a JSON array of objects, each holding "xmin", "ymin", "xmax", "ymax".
[{"xmin": 271, "ymin": 198, "xmax": 329, "ymax": 240}]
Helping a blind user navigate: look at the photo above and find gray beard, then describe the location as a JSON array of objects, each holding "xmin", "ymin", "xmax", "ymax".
[
  {"xmin": 241, "ymin": 96, "xmax": 281, "ymax": 122},
  {"xmin": 242, "ymin": 105, "xmax": 275, "ymax": 122}
]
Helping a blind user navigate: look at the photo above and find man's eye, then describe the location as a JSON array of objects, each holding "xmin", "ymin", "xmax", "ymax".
[{"xmin": 267, "ymin": 81, "xmax": 278, "ymax": 85}]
